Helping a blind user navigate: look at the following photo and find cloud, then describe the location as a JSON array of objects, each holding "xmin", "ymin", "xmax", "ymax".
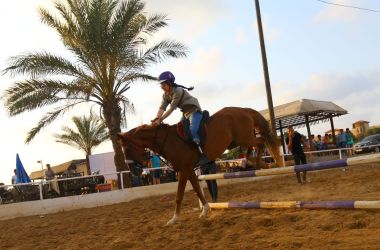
[
  {"xmin": 314, "ymin": 0, "xmax": 361, "ymax": 24},
  {"xmin": 252, "ymin": 20, "xmax": 280, "ymax": 44},
  {"xmin": 192, "ymin": 47, "xmax": 224, "ymax": 77},
  {"xmin": 153, "ymin": 46, "xmax": 224, "ymax": 80},
  {"xmin": 145, "ymin": 0, "xmax": 230, "ymax": 42},
  {"xmin": 235, "ymin": 27, "xmax": 248, "ymax": 45},
  {"xmin": 272, "ymin": 70, "xmax": 380, "ymax": 131}
]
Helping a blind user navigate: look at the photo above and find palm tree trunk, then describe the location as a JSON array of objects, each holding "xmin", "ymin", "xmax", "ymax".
[
  {"xmin": 103, "ymin": 102, "xmax": 131, "ymax": 188},
  {"xmin": 86, "ymin": 154, "xmax": 91, "ymax": 175}
]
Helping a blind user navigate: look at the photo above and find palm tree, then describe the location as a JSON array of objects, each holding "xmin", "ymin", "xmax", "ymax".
[
  {"xmin": 54, "ymin": 112, "xmax": 109, "ymax": 174},
  {"xmin": 2, "ymin": 0, "xmax": 188, "ymax": 179}
]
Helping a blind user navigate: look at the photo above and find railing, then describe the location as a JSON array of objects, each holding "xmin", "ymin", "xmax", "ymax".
[
  {"xmin": 1, "ymin": 144, "xmax": 378, "ymax": 204},
  {"xmin": 0, "ymin": 166, "xmax": 174, "ymax": 204}
]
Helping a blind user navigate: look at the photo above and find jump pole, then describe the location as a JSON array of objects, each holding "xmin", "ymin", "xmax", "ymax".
[
  {"xmin": 198, "ymin": 153, "xmax": 380, "ymax": 181},
  {"xmin": 209, "ymin": 200, "xmax": 380, "ymax": 209}
]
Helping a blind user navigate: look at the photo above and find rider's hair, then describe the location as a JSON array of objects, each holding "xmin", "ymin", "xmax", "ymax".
[{"xmin": 171, "ymin": 83, "xmax": 194, "ymax": 91}]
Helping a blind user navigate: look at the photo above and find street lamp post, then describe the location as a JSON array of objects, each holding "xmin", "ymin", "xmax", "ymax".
[
  {"xmin": 37, "ymin": 160, "xmax": 44, "ymax": 179},
  {"xmin": 254, "ymin": 0, "xmax": 276, "ymax": 133},
  {"xmin": 37, "ymin": 160, "xmax": 44, "ymax": 200}
]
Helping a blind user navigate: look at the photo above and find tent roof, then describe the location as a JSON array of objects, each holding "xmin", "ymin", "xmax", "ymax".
[
  {"xmin": 30, "ymin": 159, "xmax": 86, "ymax": 180},
  {"xmin": 260, "ymin": 98, "xmax": 348, "ymax": 130}
]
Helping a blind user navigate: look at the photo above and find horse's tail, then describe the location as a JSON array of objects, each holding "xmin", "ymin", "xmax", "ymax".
[{"xmin": 250, "ymin": 109, "xmax": 284, "ymax": 167}]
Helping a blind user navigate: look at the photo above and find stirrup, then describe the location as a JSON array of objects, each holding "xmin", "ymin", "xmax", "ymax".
[{"xmin": 197, "ymin": 154, "xmax": 210, "ymax": 166}]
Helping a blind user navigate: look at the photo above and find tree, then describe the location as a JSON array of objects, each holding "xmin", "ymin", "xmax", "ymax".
[
  {"xmin": 54, "ymin": 112, "xmax": 109, "ymax": 174},
  {"xmin": 2, "ymin": 0, "xmax": 188, "ymax": 181},
  {"xmin": 365, "ymin": 127, "xmax": 380, "ymax": 137}
]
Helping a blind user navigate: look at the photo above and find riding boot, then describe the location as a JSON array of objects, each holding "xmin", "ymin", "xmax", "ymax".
[{"xmin": 195, "ymin": 143, "xmax": 210, "ymax": 166}]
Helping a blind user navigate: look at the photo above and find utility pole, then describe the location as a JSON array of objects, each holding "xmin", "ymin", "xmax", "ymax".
[{"xmin": 254, "ymin": 0, "xmax": 276, "ymax": 132}]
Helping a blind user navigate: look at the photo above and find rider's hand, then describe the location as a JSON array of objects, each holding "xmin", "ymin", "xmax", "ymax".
[{"xmin": 151, "ymin": 117, "xmax": 161, "ymax": 126}]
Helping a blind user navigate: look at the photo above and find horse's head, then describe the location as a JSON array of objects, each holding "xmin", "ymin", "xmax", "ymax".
[
  {"xmin": 117, "ymin": 124, "xmax": 159, "ymax": 165},
  {"xmin": 117, "ymin": 131, "xmax": 146, "ymax": 166}
]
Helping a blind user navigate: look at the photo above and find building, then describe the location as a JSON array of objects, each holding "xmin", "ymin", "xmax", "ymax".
[{"xmin": 352, "ymin": 120, "xmax": 369, "ymax": 138}]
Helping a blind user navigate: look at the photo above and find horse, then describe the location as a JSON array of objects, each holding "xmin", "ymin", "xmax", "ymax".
[{"xmin": 117, "ymin": 107, "xmax": 284, "ymax": 225}]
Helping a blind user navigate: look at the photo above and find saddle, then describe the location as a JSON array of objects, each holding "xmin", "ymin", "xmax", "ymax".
[{"xmin": 177, "ymin": 110, "xmax": 209, "ymax": 146}]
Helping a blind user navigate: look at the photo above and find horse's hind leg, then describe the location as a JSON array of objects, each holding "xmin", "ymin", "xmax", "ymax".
[
  {"xmin": 166, "ymin": 171, "xmax": 188, "ymax": 226},
  {"xmin": 188, "ymin": 172, "xmax": 209, "ymax": 218}
]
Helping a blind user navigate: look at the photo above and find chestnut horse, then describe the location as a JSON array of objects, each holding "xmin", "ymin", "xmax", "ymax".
[{"xmin": 117, "ymin": 107, "xmax": 283, "ymax": 225}]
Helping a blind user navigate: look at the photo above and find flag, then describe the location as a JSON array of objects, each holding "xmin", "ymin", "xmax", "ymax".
[{"xmin": 16, "ymin": 153, "xmax": 31, "ymax": 183}]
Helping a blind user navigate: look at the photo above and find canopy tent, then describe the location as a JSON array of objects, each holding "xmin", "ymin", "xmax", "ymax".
[
  {"xmin": 260, "ymin": 99, "xmax": 348, "ymax": 153},
  {"xmin": 30, "ymin": 159, "xmax": 86, "ymax": 180},
  {"xmin": 16, "ymin": 153, "xmax": 31, "ymax": 183}
]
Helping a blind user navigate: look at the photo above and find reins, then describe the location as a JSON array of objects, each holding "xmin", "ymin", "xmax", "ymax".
[{"xmin": 152, "ymin": 125, "xmax": 169, "ymax": 156}]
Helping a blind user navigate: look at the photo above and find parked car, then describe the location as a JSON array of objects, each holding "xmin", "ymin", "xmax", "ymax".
[{"xmin": 353, "ymin": 134, "xmax": 380, "ymax": 154}]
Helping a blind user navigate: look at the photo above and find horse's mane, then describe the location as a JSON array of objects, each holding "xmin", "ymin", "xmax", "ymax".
[{"xmin": 129, "ymin": 123, "xmax": 172, "ymax": 134}]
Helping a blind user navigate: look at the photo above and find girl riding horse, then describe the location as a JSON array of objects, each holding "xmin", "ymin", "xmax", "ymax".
[{"xmin": 117, "ymin": 107, "xmax": 283, "ymax": 225}]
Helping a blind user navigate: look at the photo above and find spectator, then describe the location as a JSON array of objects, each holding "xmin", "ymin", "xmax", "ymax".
[
  {"xmin": 338, "ymin": 129, "xmax": 347, "ymax": 148},
  {"xmin": 202, "ymin": 162, "xmax": 218, "ymax": 202},
  {"xmin": 323, "ymin": 133, "xmax": 329, "ymax": 147},
  {"xmin": 316, "ymin": 134, "xmax": 325, "ymax": 150},
  {"xmin": 141, "ymin": 168, "xmax": 150, "ymax": 185},
  {"xmin": 11, "ymin": 169, "xmax": 16, "ymax": 184},
  {"xmin": 286, "ymin": 126, "xmax": 309, "ymax": 184},
  {"xmin": 327, "ymin": 134, "xmax": 335, "ymax": 149},
  {"xmin": 45, "ymin": 164, "xmax": 55, "ymax": 180},
  {"xmin": 151, "ymin": 152, "xmax": 161, "ymax": 185},
  {"xmin": 345, "ymin": 128, "xmax": 354, "ymax": 156},
  {"xmin": 309, "ymin": 134, "xmax": 317, "ymax": 151}
]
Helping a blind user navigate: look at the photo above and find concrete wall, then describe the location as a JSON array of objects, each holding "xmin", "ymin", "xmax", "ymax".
[{"xmin": 0, "ymin": 175, "xmax": 280, "ymax": 221}]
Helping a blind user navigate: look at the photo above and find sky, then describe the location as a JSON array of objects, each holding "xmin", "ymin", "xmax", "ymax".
[{"xmin": 1, "ymin": 0, "xmax": 380, "ymax": 184}]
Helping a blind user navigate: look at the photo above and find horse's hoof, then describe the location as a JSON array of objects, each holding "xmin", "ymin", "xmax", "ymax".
[
  {"xmin": 165, "ymin": 214, "xmax": 179, "ymax": 226},
  {"xmin": 199, "ymin": 203, "xmax": 210, "ymax": 218}
]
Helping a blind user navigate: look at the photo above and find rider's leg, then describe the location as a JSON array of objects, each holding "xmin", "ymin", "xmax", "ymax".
[{"xmin": 189, "ymin": 111, "xmax": 210, "ymax": 166}]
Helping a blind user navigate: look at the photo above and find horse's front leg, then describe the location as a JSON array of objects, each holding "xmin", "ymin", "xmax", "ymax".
[
  {"xmin": 188, "ymin": 171, "xmax": 209, "ymax": 218},
  {"xmin": 166, "ymin": 171, "xmax": 188, "ymax": 226},
  {"xmin": 255, "ymin": 145, "xmax": 267, "ymax": 169}
]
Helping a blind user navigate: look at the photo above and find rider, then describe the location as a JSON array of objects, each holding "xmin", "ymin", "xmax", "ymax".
[{"xmin": 151, "ymin": 71, "xmax": 210, "ymax": 166}]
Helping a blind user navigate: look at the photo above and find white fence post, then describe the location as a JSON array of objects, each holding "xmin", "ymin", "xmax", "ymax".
[
  {"xmin": 120, "ymin": 171, "xmax": 124, "ymax": 189},
  {"xmin": 39, "ymin": 183, "xmax": 43, "ymax": 200}
]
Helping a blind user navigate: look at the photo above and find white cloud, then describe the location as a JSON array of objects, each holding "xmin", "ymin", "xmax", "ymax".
[
  {"xmin": 145, "ymin": 0, "xmax": 230, "ymax": 42},
  {"xmin": 235, "ymin": 27, "xmax": 248, "ymax": 45},
  {"xmin": 192, "ymin": 47, "xmax": 224, "ymax": 77},
  {"xmin": 252, "ymin": 20, "xmax": 280, "ymax": 44},
  {"xmin": 314, "ymin": 0, "xmax": 361, "ymax": 24},
  {"xmin": 271, "ymin": 70, "xmax": 380, "ymax": 135}
]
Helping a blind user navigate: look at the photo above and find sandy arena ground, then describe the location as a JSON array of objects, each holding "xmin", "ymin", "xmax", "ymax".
[{"xmin": 0, "ymin": 163, "xmax": 380, "ymax": 249}]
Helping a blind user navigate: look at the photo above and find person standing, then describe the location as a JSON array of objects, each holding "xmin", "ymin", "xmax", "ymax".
[
  {"xmin": 151, "ymin": 152, "xmax": 161, "ymax": 185},
  {"xmin": 45, "ymin": 164, "xmax": 55, "ymax": 180},
  {"xmin": 345, "ymin": 128, "xmax": 354, "ymax": 156},
  {"xmin": 338, "ymin": 129, "xmax": 347, "ymax": 148},
  {"xmin": 286, "ymin": 126, "xmax": 309, "ymax": 184},
  {"xmin": 11, "ymin": 169, "xmax": 17, "ymax": 184},
  {"xmin": 202, "ymin": 162, "xmax": 218, "ymax": 202}
]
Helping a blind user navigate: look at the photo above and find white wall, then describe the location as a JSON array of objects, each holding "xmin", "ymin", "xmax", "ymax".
[
  {"xmin": 0, "ymin": 175, "xmax": 279, "ymax": 221},
  {"xmin": 88, "ymin": 152, "xmax": 118, "ymax": 180}
]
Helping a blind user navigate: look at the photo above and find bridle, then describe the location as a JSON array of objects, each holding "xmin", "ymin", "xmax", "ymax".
[{"xmin": 152, "ymin": 125, "xmax": 169, "ymax": 155}]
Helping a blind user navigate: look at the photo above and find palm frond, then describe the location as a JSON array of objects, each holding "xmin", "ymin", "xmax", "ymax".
[
  {"xmin": 26, "ymin": 105, "xmax": 74, "ymax": 143},
  {"xmin": 4, "ymin": 52, "xmax": 86, "ymax": 78},
  {"xmin": 54, "ymin": 111, "xmax": 109, "ymax": 155},
  {"xmin": 2, "ymin": 79, "xmax": 89, "ymax": 115}
]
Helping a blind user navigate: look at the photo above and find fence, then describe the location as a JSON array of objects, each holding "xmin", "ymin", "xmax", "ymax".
[{"xmin": 1, "ymin": 144, "xmax": 378, "ymax": 205}]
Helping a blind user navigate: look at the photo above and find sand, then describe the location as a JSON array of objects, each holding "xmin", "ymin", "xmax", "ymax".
[{"xmin": 0, "ymin": 163, "xmax": 379, "ymax": 249}]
